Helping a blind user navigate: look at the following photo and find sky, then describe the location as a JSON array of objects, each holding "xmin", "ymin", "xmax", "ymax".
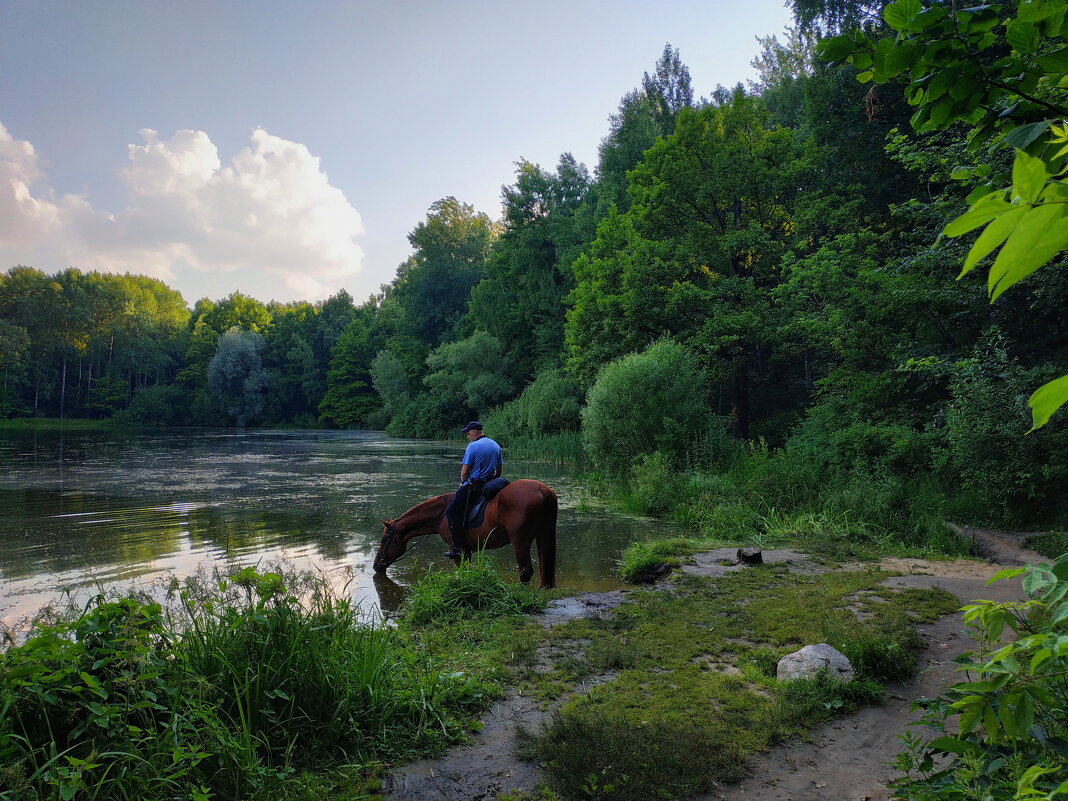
[{"xmin": 0, "ymin": 0, "xmax": 794, "ymax": 307}]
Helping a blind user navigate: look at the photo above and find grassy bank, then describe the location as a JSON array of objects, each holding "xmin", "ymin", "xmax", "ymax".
[
  {"xmin": 1, "ymin": 551, "xmax": 1010, "ymax": 801},
  {"xmin": 513, "ymin": 565, "xmax": 958, "ymax": 801},
  {"xmin": 593, "ymin": 442, "xmax": 980, "ymax": 570},
  {"xmin": 0, "ymin": 562, "xmax": 545, "ymax": 801},
  {"xmin": 0, "ymin": 418, "xmax": 117, "ymax": 432},
  {"xmin": 388, "ymin": 554, "xmax": 964, "ymax": 801}
]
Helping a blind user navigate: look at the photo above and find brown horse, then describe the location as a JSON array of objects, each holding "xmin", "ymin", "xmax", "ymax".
[{"xmin": 372, "ymin": 479, "xmax": 557, "ymax": 588}]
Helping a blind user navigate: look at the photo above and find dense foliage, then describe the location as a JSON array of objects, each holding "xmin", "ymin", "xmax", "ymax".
[
  {"xmin": 891, "ymin": 555, "xmax": 1068, "ymax": 800},
  {"xmin": 0, "ymin": 568, "xmax": 490, "ymax": 800},
  {"xmin": 3, "ymin": 11, "xmax": 1066, "ymax": 528}
]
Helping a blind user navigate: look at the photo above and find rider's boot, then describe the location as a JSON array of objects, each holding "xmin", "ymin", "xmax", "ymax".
[{"xmin": 443, "ymin": 524, "xmax": 468, "ymax": 559}]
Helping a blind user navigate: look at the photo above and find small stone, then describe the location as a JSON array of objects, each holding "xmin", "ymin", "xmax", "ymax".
[
  {"xmin": 776, "ymin": 643, "xmax": 854, "ymax": 683},
  {"xmin": 737, "ymin": 547, "xmax": 763, "ymax": 565}
]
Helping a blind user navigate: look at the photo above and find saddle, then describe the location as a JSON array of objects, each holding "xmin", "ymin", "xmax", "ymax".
[{"xmin": 461, "ymin": 477, "xmax": 510, "ymax": 529}]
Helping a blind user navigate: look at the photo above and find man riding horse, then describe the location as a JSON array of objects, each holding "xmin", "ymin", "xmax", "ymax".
[{"xmin": 441, "ymin": 421, "xmax": 502, "ymax": 559}]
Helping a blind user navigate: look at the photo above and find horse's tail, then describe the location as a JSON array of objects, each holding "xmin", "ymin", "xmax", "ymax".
[{"xmin": 536, "ymin": 486, "xmax": 557, "ymax": 589}]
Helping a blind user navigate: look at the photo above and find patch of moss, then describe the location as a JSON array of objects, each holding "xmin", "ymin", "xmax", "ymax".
[
  {"xmin": 497, "ymin": 784, "xmax": 561, "ymax": 801},
  {"xmin": 618, "ymin": 539, "xmax": 692, "ymax": 583},
  {"xmin": 521, "ymin": 567, "xmax": 958, "ymax": 800}
]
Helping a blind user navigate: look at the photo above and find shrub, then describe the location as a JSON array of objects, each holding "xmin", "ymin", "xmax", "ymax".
[
  {"xmin": 937, "ymin": 348, "xmax": 1068, "ymax": 525},
  {"xmin": 404, "ymin": 557, "xmax": 545, "ymax": 625},
  {"xmin": 424, "ymin": 330, "xmax": 514, "ymax": 416},
  {"xmin": 0, "ymin": 568, "xmax": 480, "ymax": 800},
  {"xmin": 623, "ymin": 451, "xmax": 686, "ymax": 516},
  {"xmin": 582, "ymin": 339, "xmax": 706, "ymax": 475},
  {"xmin": 891, "ymin": 555, "xmax": 1068, "ymax": 800},
  {"xmin": 1021, "ymin": 532, "xmax": 1068, "ymax": 560},
  {"xmin": 514, "ymin": 370, "xmax": 583, "ymax": 435},
  {"xmin": 385, "ymin": 391, "xmax": 455, "ymax": 438},
  {"xmin": 124, "ymin": 383, "xmax": 189, "ymax": 425},
  {"xmin": 773, "ymin": 673, "xmax": 887, "ymax": 729},
  {"xmin": 484, "ymin": 369, "xmax": 583, "ymax": 441}
]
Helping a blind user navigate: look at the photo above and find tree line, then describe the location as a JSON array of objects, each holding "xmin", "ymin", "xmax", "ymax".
[
  {"xmin": 0, "ymin": 269, "xmax": 359, "ymax": 428},
  {"xmin": 2, "ymin": 0, "xmax": 1065, "ymax": 525}
]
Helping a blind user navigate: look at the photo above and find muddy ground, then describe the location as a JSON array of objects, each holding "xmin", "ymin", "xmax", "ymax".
[{"xmin": 383, "ymin": 527, "xmax": 1050, "ymax": 801}]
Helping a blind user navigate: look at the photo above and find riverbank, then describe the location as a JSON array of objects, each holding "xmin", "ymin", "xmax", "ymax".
[
  {"xmin": 0, "ymin": 418, "xmax": 116, "ymax": 431},
  {"xmin": 3, "ymin": 529, "xmax": 1062, "ymax": 800},
  {"xmin": 384, "ymin": 533, "xmax": 1060, "ymax": 801},
  {"xmin": 0, "ymin": 561, "xmax": 552, "ymax": 801}
]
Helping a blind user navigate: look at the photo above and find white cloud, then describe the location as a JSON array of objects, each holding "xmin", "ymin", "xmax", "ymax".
[
  {"xmin": 0, "ymin": 123, "xmax": 364, "ymax": 301},
  {"xmin": 0, "ymin": 123, "xmax": 67, "ymax": 247}
]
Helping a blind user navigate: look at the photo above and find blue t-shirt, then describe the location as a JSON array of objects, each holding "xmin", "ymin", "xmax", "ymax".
[{"xmin": 462, "ymin": 436, "xmax": 503, "ymax": 483}]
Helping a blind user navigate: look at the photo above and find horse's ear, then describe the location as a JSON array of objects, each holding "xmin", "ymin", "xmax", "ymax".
[{"xmin": 380, "ymin": 519, "xmax": 391, "ymax": 527}]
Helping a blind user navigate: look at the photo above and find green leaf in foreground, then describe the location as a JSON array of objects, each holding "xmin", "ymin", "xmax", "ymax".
[
  {"xmin": 1011, "ymin": 149, "xmax": 1047, "ymax": 204},
  {"xmin": 1028, "ymin": 373, "xmax": 1068, "ymax": 431},
  {"xmin": 956, "ymin": 205, "xmax": 1027, "ymax": 277},
  {"xmin": 988, "ymin": 203, "xmax": 1068, "ymax": 301}
]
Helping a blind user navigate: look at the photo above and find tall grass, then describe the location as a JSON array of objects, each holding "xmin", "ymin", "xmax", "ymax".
[
  {"xmin": 0, "ymin": 566, "xmax": 484, "ymax": 800},
  {"xmin": 501, "ymin": 431, "xmax": 586, "ymax": 466},
  {"xmin": 0, "ymin": 418, "xmax": 116, "ymax": 431},
  {"xmin": 403, "ymin": 556, "xmax": 546, "ymax": 625},
  {"xmin": 613, "ymin": 440, "xmax": 972, "ymax": 556}
]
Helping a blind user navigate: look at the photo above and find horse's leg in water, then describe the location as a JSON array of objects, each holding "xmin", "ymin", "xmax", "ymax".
[{"xmin": 512, "ymin": 538, "xmax": 534, "ymax": 584}]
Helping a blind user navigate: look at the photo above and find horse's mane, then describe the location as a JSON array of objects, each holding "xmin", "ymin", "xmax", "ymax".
[{"xmin": 395, "ymin": 493, "xmax": 450, "ymax": 530}]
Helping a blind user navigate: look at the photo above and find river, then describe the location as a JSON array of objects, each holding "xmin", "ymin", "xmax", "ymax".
[{"xmin": 0, "ymin": 428, "xmax": 662, "ymax": 624}]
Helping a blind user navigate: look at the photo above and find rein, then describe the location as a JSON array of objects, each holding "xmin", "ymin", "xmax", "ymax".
[{"xmin": 382, "ymin": 520, "xmax": 434, "ymax": 566}]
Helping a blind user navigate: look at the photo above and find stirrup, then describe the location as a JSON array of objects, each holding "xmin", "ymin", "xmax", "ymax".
[{"xmin": 442, "ymin": 548, "xmax": 463, "ymax": 559}]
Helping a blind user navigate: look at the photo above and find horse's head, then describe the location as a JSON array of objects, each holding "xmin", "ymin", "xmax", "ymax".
[{"xmin": 373, "ymin": 519, "xmax": 406, "ymax": 573}]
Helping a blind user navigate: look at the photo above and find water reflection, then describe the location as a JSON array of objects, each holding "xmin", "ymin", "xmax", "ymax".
[
  {"xmin": 371, "ymin": 572, "xmax": 406, "ymax": 616},
  {"xmin": 0, "ymin": 429, "xmax": 675, "ymax": 622}
]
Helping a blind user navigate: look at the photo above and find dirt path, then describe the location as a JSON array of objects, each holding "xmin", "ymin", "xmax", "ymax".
[
  {"xmin": 383, "ymin": 529, "xmax": 1048, "ymax": 801},
  {"xmin": 707, "ymin": 557, "xmax": 1023, "ymax": 801}
]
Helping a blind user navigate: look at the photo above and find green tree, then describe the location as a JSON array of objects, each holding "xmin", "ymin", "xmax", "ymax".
[
  {"xmin": 386, "ymin": 197, "xmax": 497, "ymax": 349},
  {"xmin": 641, "ymin": 43, "xmax": 695, "ymax": 136},
  {"xmin": 202, "ymin": 292, "xmax": 271, "ymax": 335},
  {"xmin": 597, "ymin": 90, "xmax": 663, "ymax": 212},
  {"xmin": 569, "ymin": 90, "xmax": 808, "ymax": 437},
  {"xmin": 466, "ymin": 155, "xmax": 592, "ymax": 384},
  {"xmin": 312, "ymin": 289, "xmax": 357, "ymax": 370},
  {"xmin": 596, "ymin": 45, "xmax": 695, "ymax": 214},
  {"xmin": 369, "ymin": 349, "xmax": 411, "ymax": 422},
  {"xmin": 0, "ymin": 318, "xmax": 30, "ymax": 417},
  {"xmin": 817, "ymin": 0, "xmax": 1068, "ymax": 427},
  {"xmin": 262, "ymin": 302, "xmax": 322, "ymax": 423},
  {"xmin": 364, "ymin": 198, "xmax": 498, "ymax": 430},
  {"xmin": 423, "ymin": 330, "xmax": 514, "ymax": 421},
  {"xmin": 207, "ymin": 327, "xmax": 270, "ymax": 427},
  {"xmin": 319, "ymin": 306, "xmax": 381, "ymax": 428}
]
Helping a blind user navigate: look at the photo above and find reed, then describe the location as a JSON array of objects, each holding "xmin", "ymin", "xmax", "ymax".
[
  {"xmin": 613, "ymin": 445, "xmax": 972, "ymax": 557},
  {"xmin": 0, "ymin": 566, "xmax": 481, "ymax": 800},
  {"xmin": 501, "ymin": 432, "xmax": 586, "ymax": 466},
  {"xmin": 403, "ymin": 556, "xmax": 545, "ymax": 625}
]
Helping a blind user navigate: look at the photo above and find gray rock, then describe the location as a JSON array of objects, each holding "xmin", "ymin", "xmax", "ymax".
[
  {"xmin": 737, "ymin": 547, "xmax": 763, "ymax": 564},
  {"xmin": 776, "ymin": 643, "xmax": 854, "ymax": 683}
]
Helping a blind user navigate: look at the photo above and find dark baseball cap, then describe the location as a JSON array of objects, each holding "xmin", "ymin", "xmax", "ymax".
[{"xmin": 460, "ymin": 421, "xmax": 484, "ymax": 433}]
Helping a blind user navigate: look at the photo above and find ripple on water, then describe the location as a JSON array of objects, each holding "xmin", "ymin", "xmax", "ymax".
[{"xmin": 0, "ymin": 429, "xmax": 678, "ymax": 625}]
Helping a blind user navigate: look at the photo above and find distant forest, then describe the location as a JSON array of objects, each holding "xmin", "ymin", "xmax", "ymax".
[{"xmin": 2, "ymin": 0, "xmax": 1066, "ymax": 525}]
